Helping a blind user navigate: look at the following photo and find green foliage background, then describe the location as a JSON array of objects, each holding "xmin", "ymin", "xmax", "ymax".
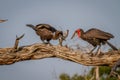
[{"xmin": 59, "ymin": 66, "xmax": 120, "ymax": 80}]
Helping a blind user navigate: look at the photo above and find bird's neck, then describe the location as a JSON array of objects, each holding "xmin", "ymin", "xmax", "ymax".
[
  {"xmin": 80, "ymin": 31, "xmax": 84, "ymax": 37},
  {"xmin": 79, "ymin": 29, "xmax": 84, "ymax": 38},
  {"xmin": 80, "ymin": 31, "xmax": 87, "ymax": 40}
]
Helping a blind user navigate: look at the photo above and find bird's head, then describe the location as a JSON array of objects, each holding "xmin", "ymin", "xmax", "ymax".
[
  {"xmin": 54, "ymin": 31, "xmax": 63, "ymax": 39},
  {"xmin": 71, "ymin": 28, "xmax": 82, "ymax": 39}
]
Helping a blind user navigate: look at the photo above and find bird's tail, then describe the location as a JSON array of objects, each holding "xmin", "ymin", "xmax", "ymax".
[
  {"xmin": 26, "ymin": 24, "xmax": 36, "ymax": 31},
  {"xmin": 106, "ymin": 41, "xmax": 118, "ymax": 50}
]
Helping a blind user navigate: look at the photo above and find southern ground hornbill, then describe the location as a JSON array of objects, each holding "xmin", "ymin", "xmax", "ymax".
[
  {"xmin": 26, "ymin": 24, "xmax": 69, "ymax": 46},
  {"xmin": 71, "ymin": 28, "xmax": 118, "ymax": 55}
]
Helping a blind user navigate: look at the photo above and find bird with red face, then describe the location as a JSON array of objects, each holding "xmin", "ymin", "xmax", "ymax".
[{"xmin": 71, "ymin": 28, "xmax": 118, "ymax": 55}]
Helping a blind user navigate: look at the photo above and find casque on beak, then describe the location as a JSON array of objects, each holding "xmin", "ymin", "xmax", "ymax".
[{"xmin": 71, "ymin": 31, "xmax": 76, "ymax": 39}]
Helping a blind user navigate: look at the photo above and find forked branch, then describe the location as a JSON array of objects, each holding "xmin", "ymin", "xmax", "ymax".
[{"xmin": 12, "ymin": 34, "xmax": 25, "ymax": 52}]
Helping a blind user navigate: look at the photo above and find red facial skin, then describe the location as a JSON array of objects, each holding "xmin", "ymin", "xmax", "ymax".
[{"xmin": 76, "ymin": 29, "xmax": 81, "ymax": 38}]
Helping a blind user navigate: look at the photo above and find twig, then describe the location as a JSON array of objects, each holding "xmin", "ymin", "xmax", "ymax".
[
  {"xmin": 0, "ymin": 19, "xmax": 8, "ymax": 23},
  {"xmin": 12, "ymin": 34, "xmax": 25, "ymax": 52}
]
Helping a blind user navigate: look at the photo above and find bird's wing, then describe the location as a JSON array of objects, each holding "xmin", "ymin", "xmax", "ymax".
[
  {"xmin": 36, "ymin": 24, "xmax": 57, "ymax": 32},
  {"xmin": 84, "ymin": 28, "xmax": 114, "ymax": 40}
]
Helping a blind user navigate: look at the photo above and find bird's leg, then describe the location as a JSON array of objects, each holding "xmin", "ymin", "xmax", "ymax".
[
  {"xmin": 96, "ymin": 44, "xmax": 101, "ymax": 56},
  {"xmin": 46, "ymin": 40, "xmax": 52, "ymax": 46},
  {"xmin": 59, "ymin": 38, "xmax": 63, "ymax": 46},
  {"xmin": 95, "ymin": 66, "xmax": 100, "ymax": 80},
  {"xmin": 41, "ymin": 40, "xmax": 46, "ymax": 44},
  {"xmin": 41, "ymin": 40, "xmax": 50, "ymax": 46},
  {"xmin": 89, "ymin": 46, "xmax": 97, "ymax": 55}
]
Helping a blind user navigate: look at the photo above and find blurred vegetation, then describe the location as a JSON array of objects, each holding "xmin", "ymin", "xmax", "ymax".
[
  {"xmin": 59, "ymin": 48, "xmax": 120, "ymax": 80},
  {"xmin": 59, "ymin": 66, "xmax": 120, "ymax": 80}
]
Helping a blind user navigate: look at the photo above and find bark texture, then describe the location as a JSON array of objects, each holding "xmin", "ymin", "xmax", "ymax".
[{"xmin": 0, "ymin": 43, "xmax": 119, "ymax": 66}]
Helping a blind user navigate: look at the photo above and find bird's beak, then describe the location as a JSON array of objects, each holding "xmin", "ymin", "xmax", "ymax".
[{"xmin": 71, "ymin": 31, "xmax": 76, "ymax": 39}]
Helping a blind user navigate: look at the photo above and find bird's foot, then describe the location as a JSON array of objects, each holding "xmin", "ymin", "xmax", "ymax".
[
  {"xmin": 88, "ymin": 52, "xmax": 100, "ymax": 57},
  {"xmin": 87, "ymin": 50, "xmax": 94, "ymax": 56},
  {"xmin": 43, "ymin": 41, "xmax": 49, "ymax": 44},
  {"xmin": 58, "ymin": 42, "xmax": 63, "ymax": 46},
  {"xmin": 87, "ymin": 52, "xmax": 94, "ymax": 56},
  {"xmin": 47, "ymin": 43, "xmax": 52, "ymax": 46},
  {"xmin": 42, "ymin": 42, "xmax": 52, "ymax": 46}
]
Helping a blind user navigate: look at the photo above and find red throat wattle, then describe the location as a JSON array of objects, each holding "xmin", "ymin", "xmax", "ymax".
[{"xmin": 76, "ymin": 29, "xmax": 81, "ymax": 37}]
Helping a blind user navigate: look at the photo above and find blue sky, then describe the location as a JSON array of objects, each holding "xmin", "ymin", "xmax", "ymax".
[{"xmin": 0, "ymin": 0, "xmax": 120, "ymax": 80}]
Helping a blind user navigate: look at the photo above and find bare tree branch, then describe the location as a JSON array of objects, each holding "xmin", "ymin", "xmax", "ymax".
[
  {"xmin": 109, "ymin": 58, "xmax": 120, "ymax": 77},
  {"xmin": 111, "ymin": 59, "xmax": 120, "ymax": 72},
  {"xmin": 0, "ymin": 19, "xmax": 8, "ymax": 23},
  {"xmin": 0, "ymin": 43, "xmax": 120, "ymax": 65},
  {"xmin": 12, "ymin": 34, "xmax": 25, "ymax": 52}
]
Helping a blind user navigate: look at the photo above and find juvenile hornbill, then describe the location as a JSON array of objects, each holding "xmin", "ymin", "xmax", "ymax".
[
  {"xmin": 71, "ymin": 28, "xmax": 118, "ymax": 55},
  {"xmin": 26, "ymin": 24, "xmax": 69, "ymax": 46}
]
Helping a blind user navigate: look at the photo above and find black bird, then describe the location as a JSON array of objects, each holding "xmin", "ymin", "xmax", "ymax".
[
  {"xmin": 71, "ymin": 28, "xmax": 118, "ymax": 55},
  {"xmin": 26, "ymin": 24, "xmax": 65, "ymax": 45}
]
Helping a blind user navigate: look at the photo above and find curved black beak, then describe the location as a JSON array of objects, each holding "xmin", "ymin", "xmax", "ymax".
[{"xmin": 71, "ymin": 31, "xmax": 76, "ymax": 39}]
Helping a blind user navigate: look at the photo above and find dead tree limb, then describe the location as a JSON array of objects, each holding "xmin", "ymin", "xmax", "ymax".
[
  {"xmin": 0, "ymin": 43, "xmax": 120, "ymax": 65},
  {"xmin": 109, "ymin": 58, "xmax": 120, "ymax": 77},
  {"xmin": 12, "ymin": 34, "xmax": 25, "ymax": 52},
  {"xmin": 0, "ymin": 19, "xmax": 8, "ymax": 23},
  {"xmin": 111, "ymin": 59, "xmax": 120, "ymax": 72}
]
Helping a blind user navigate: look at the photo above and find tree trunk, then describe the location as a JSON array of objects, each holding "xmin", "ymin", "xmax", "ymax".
[
  {"xmin": 95, "ymin": 66, "xmax": 100, "ymax": 80},
  {"xmin": 95, "ymin": 48, "xmax": 101, "ymax": 80}
]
